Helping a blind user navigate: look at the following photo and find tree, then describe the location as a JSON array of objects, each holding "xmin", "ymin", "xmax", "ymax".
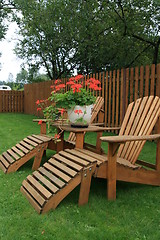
[
  {"xmin": 0, "ymin": 0, "xmax": 17, "ymax": 40},
  {"xmin": 14, "ymin": 0, "xmax": 77, "ymax": 79},
  {"xmin": 16, "ymin": 68, "xmax": 28, "ymax": 84},
  {"xmin": 16, "ymin": 67, "xmax": 49, "ymax": 84},
  {"xmin": 13, "ymin": 0, "xmax": 160, "ymax": 79},
  {"xmin": 109, "ymin": 0, "xmax": 160, "ymax": 66}
]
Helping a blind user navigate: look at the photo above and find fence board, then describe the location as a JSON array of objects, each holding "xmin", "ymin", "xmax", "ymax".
[
  {"xmin": 96, "ymin": 72, "xmax": 99, "ymax": 98},
  {"xmin": 145, "ymin": 65, "xmax": 150, "ymax": 96},
  {"xmin": 108, "ymin": 71, "xmax": 112, "ymax": 128},
  {"xmin": 130, "ymin": 68, "xmax": 134, "ymax": 103},
  {"xmin": 112, "ymin": 70, "xmax": 116, "ymax": 127},
  {"xmin": 140, "ymin": 66, "xmax": 144, "ymax": 98},
  {"xmin": 157, "ymin": 64, "xmax": 160, "ymax": 97},
  {"xmin": 102, "ymin": 72, "xmax": 105, "ymax": 102},
  {"xmin": 0, "ymin": 91, "xmax": 2, "ymax": 112},
  {"xmin": 150, "ymin": 64, "xmax": 155, "ymax": 95},
  {"xmin": 120, "ymin": 69, "xmax": 124, "ymax": 124},
  {"xmin": 105, "ymin": 71, "xmax": 109, "ymax": 127},
  {"xmin": 116, "ymin": 69, "xmax": 120, "ymax": 134},
  {"xmin": 134, "ymin": 67, "xmax": 139, "ymax": 100},
  {"xmin": 125, "ymin": 68, "xmax": 129, "ymax": 109}
]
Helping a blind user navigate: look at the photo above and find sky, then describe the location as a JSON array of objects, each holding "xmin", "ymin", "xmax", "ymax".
[
  {"xmin": 0, "ymin": 22, "xmax": 23, "ymax": 83},
  {"xmin": 0, "ymin": 22, "xmax": 77, "ymax": 83}
]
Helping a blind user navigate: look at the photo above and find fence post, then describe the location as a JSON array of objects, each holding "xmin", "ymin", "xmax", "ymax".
[
  {"xmin": 0, "ymin": 91, "xmax": 2, "ymax": 112},
  {"xmin": 155, "ymin": 64, "xmax": 160, "ymax": 134},
  {"xmin": 157, "ymin": 64, "xmax": 160, "ymax": 98},
  {"xmin": 122, "ymin": 68, "xmax": 126, "ymax": 121}
]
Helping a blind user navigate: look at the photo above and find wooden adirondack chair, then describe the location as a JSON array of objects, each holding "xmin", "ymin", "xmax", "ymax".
[
  {"xmin": 97, "ymin": 95, "xmax": 160, "ymax": 200},
  {"xmin": 0, "ymin": 97, "xmax": 104, "ymax": 174},
  {"xmin": 21, "ymin": 96, "xmax": 160, "ymax": 214}
]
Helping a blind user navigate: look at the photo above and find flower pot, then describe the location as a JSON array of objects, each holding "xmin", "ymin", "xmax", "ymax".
[{"xmin": 67, "ymin": 104, "xmax": 94, "ymax": 127}]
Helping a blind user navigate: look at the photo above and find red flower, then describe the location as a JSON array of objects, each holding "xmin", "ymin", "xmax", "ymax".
[
  {"xmin": 89, "ymin": 83, "xmax": 102, "ymax": 90},
  {"xmin": 54, "ymin": 133, "xmax": 60, "ymax": 139},
  {"xmin": 37, "ymin": 107, "xmax": 42, "ymax": 112},
  {"xmin": 69, "ymin": 77, "xmax": 75, "ymax": 81},
  {"xmin": 38, "ymin": 120, "xmax": 43, "ymax": 125},
  {"xmin": 55, "ymin": 84, "xmax": 65, "ymax": 92},
  {"xmin": 59, "ymin": 108, "xmax": 66, "ymax": 116},
  {"xmin": 74, "ymin": 109, "xmax": 83, "ymax": 114},
  {"xmin": 66, "ymin": 81, "xmax": 75, "ymax": 85},
  {"xmin": 54, "ymin": 79, "xmax": 62, "ymax": 84},
  {"xmin": 36, "ymin": 100, "xmax": 40, "ymax": 105},
  {"xmin": 71, "ymin": 83, "xmax": 82, "ymax": 93},
  {"xmin": 85, "ymin": 78, "xmax": 101, "ymax": 86},
  {"xmin": 69, "ymin": 75, "xmax": 84, "ymax": 82},
  {"xmin": 74, "ymin": 74, "xmax": 84, "ymax": 81}
]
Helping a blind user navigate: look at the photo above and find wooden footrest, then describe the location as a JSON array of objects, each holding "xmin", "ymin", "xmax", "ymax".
[
  {"xmin": 0, "ymin": 135, "xmax": 53, "ymax": 173},
  {"xmin": 21, "ymin": 148, "xmax": 97, "ymax": 214}
]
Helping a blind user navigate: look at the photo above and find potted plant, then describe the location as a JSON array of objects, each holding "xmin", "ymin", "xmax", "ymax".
[{"xmin": 36, "ymin": 74, "xmax": 101, "ymax": 128}]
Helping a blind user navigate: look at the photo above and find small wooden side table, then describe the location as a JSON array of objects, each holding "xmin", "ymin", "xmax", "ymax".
[{"xmin": 56, "ymin": 124, "xmax": 104, "ymax": 151}]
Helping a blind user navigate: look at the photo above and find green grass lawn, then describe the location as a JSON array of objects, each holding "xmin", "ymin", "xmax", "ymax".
[{"xmin": 0, "ymin": 113, "xmax": 160, "ymax": 240}]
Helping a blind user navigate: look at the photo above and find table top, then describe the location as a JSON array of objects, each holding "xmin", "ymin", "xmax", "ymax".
[{"xmin": 56, "ymin": 124, "xmax": 104, "ymax": 133}]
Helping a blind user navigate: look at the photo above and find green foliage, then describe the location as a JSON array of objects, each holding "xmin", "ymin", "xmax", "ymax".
[
  {"xmin": 12, "ymin": 0, "xmax": 160, "ymax": 79},
  {"xmin": 16, "ymin": 67, "xmax": 49, "ymax": 84},
  {"xmin": 0, "ymin": 0, "xmax": 13, "ymax": 41},
  {"xmin": 1, "ymin": 0, "xmax": 159, "ymax": 80},
  {"xmin": 52, "ymin": 89, "xmax": 96, "ymax": 109}
]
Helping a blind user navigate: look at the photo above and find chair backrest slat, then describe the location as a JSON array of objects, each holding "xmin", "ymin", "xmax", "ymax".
[
  {"xmin": 118, "ymin": 96, "xmax": 160, "ymax": 164},
  {"xmin": 130, "ymin": 97, "xmax": 160, "ymax": 163},
  {"xmin": 119, "ymin": 96, "xmax": 151, "ymax": 159},
  {"xmin": 118, "ymin": 98, "xmax": 142, "ymax": 157},
  {"xmin": 118, "ymin": 102, "xmax": 134, "ymax": 136},
  {"xmin": 124, "ymin": 96, "xmax": 153, "ymax": 160},
  {"xmin": 90, "ymin": 96, "xmax": 104, "ymax": 123}
]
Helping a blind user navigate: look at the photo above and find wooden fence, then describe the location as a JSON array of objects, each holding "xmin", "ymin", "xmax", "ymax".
[
  {"xmin": 0, "ymin": 90, "xmax": 24, "ymax": 113},
  {"xmin": 23, "ymin": 63, "xmax": 160, "ymax": 129},
  {"xmin": 100, "ymin": 64, "xmax": 160, "ymax": 129},
  {"xmin": 1, "ymin": 63, "xmax": 159, "ymax": 129}
]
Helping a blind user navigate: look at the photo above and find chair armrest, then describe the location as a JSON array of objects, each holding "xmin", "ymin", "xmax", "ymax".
[
  {"xmin": 33, "ymin": 119, "xmax": 51, "ymax": 123},
  {"xmin": 90, "ymin": 122, "xmax": 104, "ymax": 126},
  {"xmin": 98, "ymin": 126, "xmax": 121, "ymax": 131},
  {"xmin": 100, "ymin": 134, "xmax": 160, "ymax": 143},
  {"xmin": 33, "ymin": 119, "xmax": 51, "ymax": 134}
]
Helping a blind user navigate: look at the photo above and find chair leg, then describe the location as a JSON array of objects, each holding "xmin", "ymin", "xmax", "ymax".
[
  {"xmin": 78, "ymin": 163, "xmax": 96, "ymax": 206},
  {"xmin": 156, "ymin": 117, "xmax": 160, "ymax": 171},
  {"xmin": 107, "ymin": 143, "xmax": 119, "ymax": 200},
  {"xmin": 32, "ymin": 143, "xmax": 48, "ymax": 170}
]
